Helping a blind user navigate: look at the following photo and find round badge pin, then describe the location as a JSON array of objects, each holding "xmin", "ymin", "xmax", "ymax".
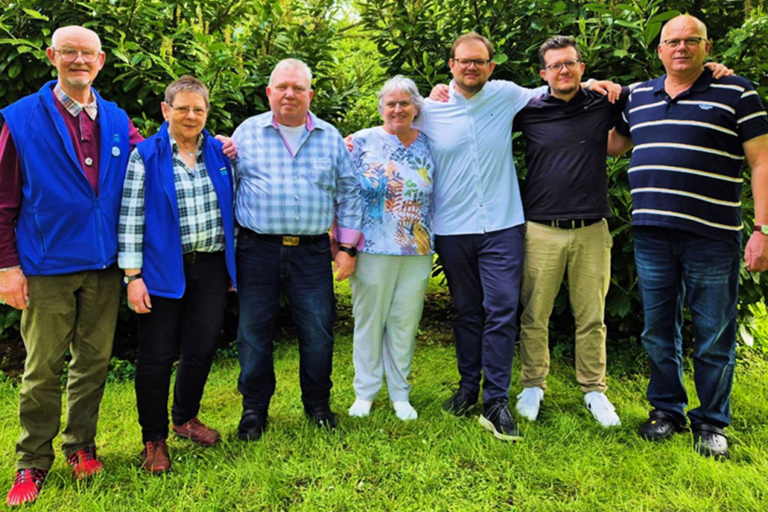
[{"xmin": 112, "ymin": 147, "xmax": 121, "ymax": 157}]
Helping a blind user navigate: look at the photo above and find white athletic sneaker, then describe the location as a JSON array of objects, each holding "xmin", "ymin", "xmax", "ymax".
[
  {"xmin": 515, "ymin": 387, "xmax": 544, "ymax": 421},
  {"xmin": 392, "ymin": 401, "xmax": 418, "ymax": 421},
  {"xmin": 584, "ymin": 391, "xmax": 621, "ymax": 427},
  {"xmin": 348, "ymin": 398, "xmax": 373, "ymax": 417}
]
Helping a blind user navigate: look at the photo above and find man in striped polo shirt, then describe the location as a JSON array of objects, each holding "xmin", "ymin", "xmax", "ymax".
[{"xmin": 609, "ymin": 15, "xmax": 768, "ymax": 458}]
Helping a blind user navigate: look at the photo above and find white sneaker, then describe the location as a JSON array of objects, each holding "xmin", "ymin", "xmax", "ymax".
[
  {"xmin": 584, "ymin": 391, "xmax": 621, "ymax": 427},
  {"xmin": 392, "ymin": 401, "xmax": 418, "ymax": 421},
  {"xmin": 515, "ymin": 387, "xmax": 544, "ymax": 421},
  {"xmin": 348, "ymin": 398, "xmax": 372, "ymax": 417}
]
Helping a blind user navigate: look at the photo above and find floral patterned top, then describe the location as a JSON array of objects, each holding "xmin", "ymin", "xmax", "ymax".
[{"xmin": 351, "ymin": 126, "xmax": 435, "ymax": 255}]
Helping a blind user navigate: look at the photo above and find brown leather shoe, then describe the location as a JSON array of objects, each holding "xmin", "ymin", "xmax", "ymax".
[
  {"xmin": 172, "ymin": 417, "xmax": 221, "ymax": 447},
  {"xmin": 140, "ymin": 439, "xmax": 171, "ymax": 474}
]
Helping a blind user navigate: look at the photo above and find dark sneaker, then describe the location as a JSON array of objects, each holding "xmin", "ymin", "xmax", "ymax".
[
  {"xmin": 638, "ymin": 409, "xmax": 686, "ymax": 441},
  {"xmin": 693, "ymin": 424, "xmax": 728, "ymax": 459},
  {"xmin": 479, "ymin": 399, "xmax": 522, "ymax": 441},
  {"xmin": 6, "ymin": 468, "xmax": 48, "ymax": 506},
  {"xmin": 66, "ymin": 445, "xmax": 104, "ymax": 479},
  {"xmin": 442, "ymin": 386, "xmax": 478, "ymax": 416},
  {"xmin": 305, "ymin": 404, "xmax": 337, "ymax": 430},
  {"xmin": 141, "ymin": 439, "xmax": 171, "ymax": 474},
  {"xmin": 238, "ymin": 409, "xmax": 268, "ymax": 441},
  {"xmin": 173, "ymin": 417, "xmax": 221, "ymax": 447}
]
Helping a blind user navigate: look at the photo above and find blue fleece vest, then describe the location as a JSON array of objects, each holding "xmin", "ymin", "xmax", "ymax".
[
  {"xmin": 1, "ymin": 81, "xmax": 131, "ymax": 276},
  {"xmin": 135, "ymin": 123, "xmax": 236, "ymax": 299}
]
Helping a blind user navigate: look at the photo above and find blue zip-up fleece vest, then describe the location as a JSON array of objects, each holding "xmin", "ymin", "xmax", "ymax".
[
  {"xmin": 2, "ymin": 81, "xmax": 131, "ymax": 276},
  {"xmin": 135, "ymin": 123, "xmax": 236, "ymax": 299}
]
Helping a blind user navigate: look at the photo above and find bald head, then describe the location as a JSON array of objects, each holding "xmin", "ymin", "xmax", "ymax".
[
  {"xmin": 660, "ymin": 15, "xmax": 707, "ymax": 42},
  {"xmin": 51, "ymin": 26, "xmax": 101, "ymax": 52}
]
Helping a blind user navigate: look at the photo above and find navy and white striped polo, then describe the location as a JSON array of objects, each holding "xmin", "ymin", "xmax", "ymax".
[{"xmin": 615, "ymin": 68, "xmax": 768, "ymax": 241}]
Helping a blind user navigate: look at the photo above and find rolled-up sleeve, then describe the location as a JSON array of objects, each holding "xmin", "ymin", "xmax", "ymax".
[
  {"xmin": 333, "ymin": 137, "xmax": 363, "ymax": 246},
  {"xmin": 118, "ymin": 149, "xmax": 147, "ymax": 269}
]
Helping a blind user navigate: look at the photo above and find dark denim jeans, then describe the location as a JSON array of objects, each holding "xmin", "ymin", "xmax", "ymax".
[
  {"xmin": 634, "ymin": 227, "xmax": 740, "ymax": 428},
  {"xmin": 236, "ymin": 231, "xmax": 335, "ymax": 411},
  {"xmin": 135, "ymin": 252, "xmax": 229, "ymax": 443},
  {"xmin": 434, "ymin": 225, "xmax": 525, "ymax": 402}
]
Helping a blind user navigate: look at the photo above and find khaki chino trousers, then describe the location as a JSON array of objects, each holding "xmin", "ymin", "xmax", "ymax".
[
  {"xmin": 519, "ymin": 220, "xmax": 612, "ymax": 393},
  {"xmin": 16, "ymin": 266, "xmax": 121, "ymax": 470}
]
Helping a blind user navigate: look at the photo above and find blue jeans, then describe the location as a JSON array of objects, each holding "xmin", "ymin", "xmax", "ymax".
[
  {"xmin": 634, "ymin": 227, "xmax": 740, "ymax": 428},
  {"xmin": 434, "ymin": 225, "xmax": 525, "ymax": 402},
  {"xmin": 236, "ymin": 231, "xmax": 336, "ymax": 411}
]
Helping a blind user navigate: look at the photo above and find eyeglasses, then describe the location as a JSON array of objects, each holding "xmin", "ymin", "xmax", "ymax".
[
  {"xmin": 384, "ymin": 100, "xmax": 413, "ymax": 109},
  {"xmin": 452, "ymin": 58, "xmax": 493, "ymax": 69},
  {"xmin": 661, "ymin": 37, "xmax": 707, "ymax": 48},
  {"xmin": 168, "ymin": 104, "xmax": 208, "ymax": 116},
  {"xmin": 52, "ymin": 47, "xmax": 102, "ymax": 63},
  {"xmin": 544, "ymin": 60, "xmax": 581, "ymax": 72}
]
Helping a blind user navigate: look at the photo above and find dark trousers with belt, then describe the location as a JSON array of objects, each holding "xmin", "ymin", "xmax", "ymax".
[
  {"xmin": 236, "ymin": 230, "xmax": 336, "ymax": 412},
  {"xmin": 135, "ymin": 252, "xmax": 229, "ymax": 443},
  {"xmin": 434, "ymin": 225, "xmax": 525, "ymax": 402}
]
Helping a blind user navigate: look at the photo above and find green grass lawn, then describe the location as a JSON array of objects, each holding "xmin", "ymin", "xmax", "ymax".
[{"xmin": 1, "ymin": 283, "xmax": 768, "ymax": 510}]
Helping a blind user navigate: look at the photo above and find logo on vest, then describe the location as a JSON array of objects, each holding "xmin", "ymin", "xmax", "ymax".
[{"xmin": 112, "ymin": 147, "xmax": 121, "ymax": 157}]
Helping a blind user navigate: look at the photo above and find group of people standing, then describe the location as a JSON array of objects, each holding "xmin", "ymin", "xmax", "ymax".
[{"xmin": 0, "ymin": 13, "xmax": 766, "ymax": 507}]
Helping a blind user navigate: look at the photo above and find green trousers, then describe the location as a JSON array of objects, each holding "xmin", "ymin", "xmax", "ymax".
[
  {"xmin": 16, "ymin": 266, "xmax": 121, "ymax": 470},
  {"xmin": 519, "ymin": 220, "xmax": 612, "ymax": 393}
]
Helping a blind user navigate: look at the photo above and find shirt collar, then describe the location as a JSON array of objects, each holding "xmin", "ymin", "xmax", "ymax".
[
  {"xmin": 652, "ymin": 68, "xmax": 713, "ymax": 95},
  {"xmin": 541, "ymin": 87, "xmax": 586, "ymax": 104},
  {"xmin": 53, "ymin": 83, "xmax": 98, "ymax": 121},
  {"xmin": 260, "ymin": 111, "xmax": 319, "ymax": 131},
  {"xmin": 449, "ymin": 80, "xmax": 485, "ymax": 102},
  {"xmin": 167, "ymin": 127, "xmax": 202, "ymax": 156}
]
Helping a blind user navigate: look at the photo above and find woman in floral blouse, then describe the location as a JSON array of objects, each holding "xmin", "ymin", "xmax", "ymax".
[{"xmin": 348, "ymin": 76, "xmax": 435, "ymax": 421}]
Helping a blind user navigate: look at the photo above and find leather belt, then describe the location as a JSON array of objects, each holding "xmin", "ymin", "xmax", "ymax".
[
  {"xmin": 530, "ymin": 218, "xmax": 603, "ymax": 230},
  {"xmin": 242, "ymin": 228, "xmax": 328, "ymax": 246},
  {"xmin": 183, "ymin": 251, "xmax": 222, "ymax": 264}
]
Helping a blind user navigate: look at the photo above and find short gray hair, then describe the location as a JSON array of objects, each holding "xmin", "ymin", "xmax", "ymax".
[
  {"xmin": 377, "ymin": 75, "xmax": 424, "ymax": 115},
  {"xmin": 164, "ymin": 75, "xmax": 210, "ymax": 109},
  {"xmin": 269, "ymin": 59, "xmax": 313, "ymax": 89}
]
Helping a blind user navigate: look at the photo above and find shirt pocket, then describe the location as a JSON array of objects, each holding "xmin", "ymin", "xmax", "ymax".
[{"xmin": 312, "ymin": 158, "xmax": 334, "ymax": 189}]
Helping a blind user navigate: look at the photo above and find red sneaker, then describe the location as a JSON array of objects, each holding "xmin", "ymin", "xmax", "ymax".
[
  {"xmin": 6, "ymin": 468, "xmax": 48, "ymax": 506},
  {"xmin": 66, "ymin": 446, "xmax": 104, "ymax": 479}
]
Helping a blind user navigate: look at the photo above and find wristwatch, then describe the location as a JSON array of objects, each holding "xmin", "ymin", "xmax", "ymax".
[
  {"xmin": 338, "ymin": 245, "xmax": 358, "ymax": 257},
  {"xmin": 754, "ymin": 225, "xmax": 768, "ymax": 235},
  {"xmin": 123, "ymin": 273, "xmax": 143, "ymax": 285}
]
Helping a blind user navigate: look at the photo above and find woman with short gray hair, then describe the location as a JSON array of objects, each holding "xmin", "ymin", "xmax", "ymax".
[{"xmin": 347, "ymin": 75, "xmax": 435, "ymax": 421}]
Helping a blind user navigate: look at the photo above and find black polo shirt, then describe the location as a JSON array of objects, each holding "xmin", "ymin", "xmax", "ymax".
[
  {"xmin": 514, "ymin": 87, "xmax": 629, "ymax": 221},
  {"xmin": 615, "ymin": 69, "xmax": 768, "ymax": 242}
]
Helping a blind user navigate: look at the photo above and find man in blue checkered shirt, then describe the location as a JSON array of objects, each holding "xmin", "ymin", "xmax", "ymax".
[{"xmin": 232, "ymin": 59, "xmax": 363, "ymax": 439}]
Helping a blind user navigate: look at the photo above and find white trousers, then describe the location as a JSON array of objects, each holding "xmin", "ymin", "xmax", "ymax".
[{"xmin": 349, "ymin": 253, "xmax": 432, "ymax": 402}]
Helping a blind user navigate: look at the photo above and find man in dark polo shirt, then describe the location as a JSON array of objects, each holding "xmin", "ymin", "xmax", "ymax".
[
  {"xmin": 609, "ymin": 15, "xmax": 768, "ymax": 458},
  {"xmin": 513, "ymin": 36, "xmax": 629, "ymax": 427}
]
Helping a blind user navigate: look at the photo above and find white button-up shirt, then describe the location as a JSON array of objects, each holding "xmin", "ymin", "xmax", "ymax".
[{"xmin": 414, "ymin": 80, "xmax": 546, "ymax": 235}]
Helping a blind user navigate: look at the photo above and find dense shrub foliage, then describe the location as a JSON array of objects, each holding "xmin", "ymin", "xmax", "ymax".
[{"xmin": 1, "ymin": 0, "xmax": 768, "ymax": 349}]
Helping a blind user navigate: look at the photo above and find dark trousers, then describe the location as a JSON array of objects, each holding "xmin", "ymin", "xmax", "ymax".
[
  {"xmin": 434, "ymin": 225, "xmax": 525, "ymax": 402},
  {"xmin": 634, "ymin": 227, "xmax": 740, "ymax": 428},
  {"xmin": 135, "ymin": 252, "xmax": 229, "ymax": 443},
  {"xmin": 236, "ymin": 231, "xmax": 335, "ymax": 411}
]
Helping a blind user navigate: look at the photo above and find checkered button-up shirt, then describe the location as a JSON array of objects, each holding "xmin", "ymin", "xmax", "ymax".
[
  {"xmin": 232, "ymin": 112, "xmax": 362, "ymax": 244},
  {"xmin": 118, "ymin": 130, "xmax": 225, "ymax": 270}
]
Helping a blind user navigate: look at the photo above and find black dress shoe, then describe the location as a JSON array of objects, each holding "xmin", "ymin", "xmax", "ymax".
[
  {"xmin": 305, "ymin": 404, "xmax": 337, "ymax": 430},
  {"xmin": 442, "ymin": 386, "xmax": 478, "ymax": 417},
  {"xmin": 693, "ymin": 423, "xmax": 728, "ymax": 459},
  {"xmin": 638, "ymin": 409, "xmax": 686, "ymax": 441},
  {"xmin": 238, "ymin": 409, "xmax": 268, "ymax": 441}
]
